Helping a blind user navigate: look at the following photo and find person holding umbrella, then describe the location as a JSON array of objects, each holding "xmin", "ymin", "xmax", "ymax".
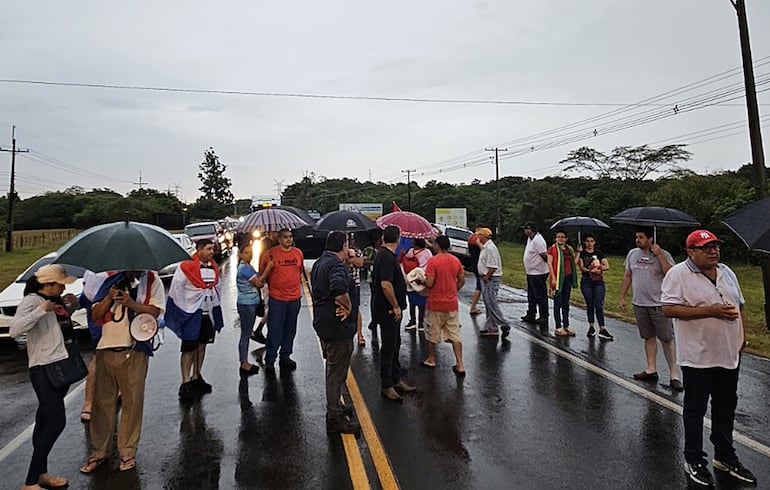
[
  {"xmin": 577, "ymin": 234, "xmax": 613, "ymax": 341},
  {"xmin": 78, "ymin": 269, "xmax": 165, "ymax": 474},
  {"xmin": 10, "ymin": 265, "xmax": 79, "ymax": 490},
  {"xmin": 618, "ymin": 228, "xmax": 682, "ymax": 391}
]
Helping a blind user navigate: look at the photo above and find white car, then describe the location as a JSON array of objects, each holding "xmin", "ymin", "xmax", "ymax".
[
  {"xmin": 0, "ymin": 252, "xmax": 88, "ymax": 338},
  {"xmin": 159, "ymin": 234, "xmax": 196, "ymax": 280},
  {"xmin": 432, "ymin": 223, "xmax": 473, "ymax": 269}
]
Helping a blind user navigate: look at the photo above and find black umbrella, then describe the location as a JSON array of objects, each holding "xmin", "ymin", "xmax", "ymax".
[
  {"xmin": 52, "ymin": 221, "xmax": 191, "ymax": 272},
  {"xmin": 611, "ymin": 206, "xmax": 700, "ymax": 242},
  {"xmin": 722, "ymin": 197, "xmax": 770, "ymax": 254},
  {"xmin": 550, "ymin": 216, "xmax": 609, "ymax": 242},
  {"xmin": 312, "ymin": 210, "xmax": 379, "ymax": 232}
]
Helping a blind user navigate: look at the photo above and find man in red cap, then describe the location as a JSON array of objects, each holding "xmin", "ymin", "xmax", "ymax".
[{"xmin": 661, "ymin": 230, "xmax": 755, "ymax": 487}]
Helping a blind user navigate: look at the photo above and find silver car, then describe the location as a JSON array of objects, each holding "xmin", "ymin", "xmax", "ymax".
[{"xmin": 158, "ymin": 234, "xmax": 196, "ymax": 280}]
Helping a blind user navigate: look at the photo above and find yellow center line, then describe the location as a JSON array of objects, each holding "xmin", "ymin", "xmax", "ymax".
[{"xmin": 302, "ymin": 270, "xmax": 399, "ymax": 489}]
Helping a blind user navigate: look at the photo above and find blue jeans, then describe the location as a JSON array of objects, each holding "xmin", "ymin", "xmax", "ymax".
[
  {"xmin": 265, "ymin": 297, "xmax": 301, "ymax": 365},
  {"xmin": 580, "ymin": 278, "xmax": 606, "ymax": 326},
  {"xmin": 552, "ymin": 275, "xmax": 573, "ymax": 328},
  {"xmin": 237, "ymin": 303, "xmax": 258, "ymax": 363},
  {"xmin": 26, "ymin": 366, "xmax": 68, "ymax": 485}
]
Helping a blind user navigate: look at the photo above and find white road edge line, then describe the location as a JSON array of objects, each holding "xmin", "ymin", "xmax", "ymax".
[
  {"xmin": 512, "ymin": 327, "xmax": 770, "ymax": 459},
  {"xmin": 0, "ymin": 380, "xmax": 85, "ymax": 463}
]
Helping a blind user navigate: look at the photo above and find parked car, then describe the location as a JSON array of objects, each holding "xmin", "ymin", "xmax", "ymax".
[
  {"xmin": 159, "ymin": 233, "xmax": 196, "ymax": 280},
  {"xmin": 184, "ymin": 221, "xmax": 232, "ymax": 260},
  {"xmin": 0, "ymin": 252, "xmax": 87, "ymax": 339},
  {"xmin": 433, "ymin": 223, "xmax": 473, "ymax": 269}
]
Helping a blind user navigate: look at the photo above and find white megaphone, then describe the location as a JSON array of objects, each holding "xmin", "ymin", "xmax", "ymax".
[{"xmin": 129, "ymin": 313, "xmax": 158, "ymax": 342}]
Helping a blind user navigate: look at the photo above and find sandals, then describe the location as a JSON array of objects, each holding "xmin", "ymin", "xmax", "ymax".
[
  {"xmin": 80, "ymin": 457, "xmax": 106, "ymax": 474},
  {"xmin": 80, "ymin": 410, "xmax": 91, "ymax": 423},
  {"xmin": 469, "ymin": 309, "xmax": 482, "ymax": 316},
  {"xmin": 119, "ymin": 457, "xmax": 136, "ymax": 472},
  {"xmin": 357, "ymin": 335, "xmax": 366, "ymax": 346}
]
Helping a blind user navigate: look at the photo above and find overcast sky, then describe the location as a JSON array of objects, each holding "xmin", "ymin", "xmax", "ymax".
[{"xmin": 1, "ymin": 1, "xmax": 769, "ymax": 203}]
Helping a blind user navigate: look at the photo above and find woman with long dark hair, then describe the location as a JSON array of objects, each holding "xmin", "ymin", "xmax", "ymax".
[
  {"xmin": 578, "ymin": 234, "xmax": 613, "ymax": 341},
  {"xmin": 10, "ymin": 264, "xmax": 78, "ymax": 490}
]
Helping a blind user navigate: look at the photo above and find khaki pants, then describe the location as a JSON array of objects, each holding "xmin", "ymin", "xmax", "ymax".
[{"xmin": 90, "ymin": 349, "xmax": 148, "ymax": 460}]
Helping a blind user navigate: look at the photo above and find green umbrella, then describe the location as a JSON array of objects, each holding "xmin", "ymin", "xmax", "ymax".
[{"xmin": 52, "ymin": 221, "xmax": 192, "ymax": 272}]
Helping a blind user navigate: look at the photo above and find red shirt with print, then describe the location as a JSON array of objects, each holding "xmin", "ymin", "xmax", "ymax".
[{"xmin": 261, "ymin": 247, "xmax": 304, "ymax": 301}]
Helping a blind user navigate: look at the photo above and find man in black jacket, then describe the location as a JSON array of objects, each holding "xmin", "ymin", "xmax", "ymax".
[{"xmin": 310, "ymin": 230, "xmax": 360, "ymax": 434}]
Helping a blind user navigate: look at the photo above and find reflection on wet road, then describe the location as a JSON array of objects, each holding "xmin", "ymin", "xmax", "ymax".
[{"xmin": 0, "ymin": 253, "xmax": 768, "ymax": 489}]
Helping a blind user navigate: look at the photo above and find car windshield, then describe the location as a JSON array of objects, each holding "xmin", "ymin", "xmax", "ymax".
[
  {"xmin": 185, "ymin": 224, "xmax": 216, "ymax": 236},
  {"xmin": 446, "ymin": 228, "xmax": 471, "ymax": 240},
  {"xmin": 18, "ymin": 256, "xmax": 86, "ymax": 282}
]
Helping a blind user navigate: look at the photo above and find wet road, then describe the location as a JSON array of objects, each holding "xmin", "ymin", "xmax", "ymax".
[{"xmin": 1, "ymin": 254, "xmax": 769, "ymax": 489}]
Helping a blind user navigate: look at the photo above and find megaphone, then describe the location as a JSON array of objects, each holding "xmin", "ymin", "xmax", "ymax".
[{"xmin": 129, "ymin": 313, "xmax": 158, "ymax": 342}]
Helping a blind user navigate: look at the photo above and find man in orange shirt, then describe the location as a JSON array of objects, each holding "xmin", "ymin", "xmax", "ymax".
[
  {"xmin": 421, "ymin": 235, "xmax": 466, "ymax": 374},
  {"xmin": 260, "ymin": 228, "xmax": 305, "ymax": 372}
]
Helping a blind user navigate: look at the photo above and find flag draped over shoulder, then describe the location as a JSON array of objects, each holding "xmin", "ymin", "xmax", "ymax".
[
  {"xmin": 79, "ymin": 270, "xmax": 160, "ymax": 355},
  {"xmin": 548, "ymin": 244, "xmax": 578, "ymax": 292},
  {"xmin": 165, "ymin": 256, "xmax": 224, "ymax": 341}
]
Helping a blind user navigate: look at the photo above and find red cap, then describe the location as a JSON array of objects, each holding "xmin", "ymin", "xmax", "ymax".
[{"xmin": 686, "ymin": 229, "xmax": 721, "ymax": 248}]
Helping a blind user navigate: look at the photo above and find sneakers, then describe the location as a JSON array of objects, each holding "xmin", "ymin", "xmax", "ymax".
[
  {"xmin": 404, "ymin": 320, "xmax": 417, "ymax": 331},
  {"xmin": 587, "ymin": 326, "xmax": 596, "ymax": 338},
  {"xmin": 279, "ymin": 357, "xmax": 297, "ymax": 371},
  {"xmin": 520, "ymin": 315, "xmax": 536, "ymax": 323},
  {"xmin": 713, "ymin": 459, "xmax": 757, "ymax": 484},
  {"xmin": 501, "ymin": 326, "xmax": 511, "ymax": 339},
  {"xmin": 417, "ymin": 323, "xmax": 425, "ymax": 332},
  {"xmin": 670, "ymin": 379, "xmax": 684, "ymax": 392},
  {"xmin": 598, "ymin": 328, "xmax": 614, "ymax": 341},
  {"xmin": 633, "ymin": 371, "xmax": 659, "ymax": 382},
  {"xmin": 193, "ymin": 376, "xmax": 213, "ymax": 394},
  {"xmin": 685, "ymin": 462, "xmax": 715, "ymax": 487},
  {"xmin": 239, "ymin": 365, "xmax": 260, "ymax": 377},
  {"xmin": 178, "ymin": 381, "xmax": 197, "ymax": 403}
]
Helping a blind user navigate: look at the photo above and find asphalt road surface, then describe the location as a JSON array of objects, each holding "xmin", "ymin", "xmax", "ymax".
[{"xmin": 1, "ymin": 254, "xmax": 768, "ymax": 489}]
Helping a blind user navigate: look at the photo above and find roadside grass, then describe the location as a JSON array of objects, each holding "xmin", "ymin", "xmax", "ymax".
[
  {"xmin": 497, "ymin": 242, "xmax": 770, "ymax": 358},
  {"xmin": 0, "ymin": 242, "xmax": 69, "ymax": 290}
]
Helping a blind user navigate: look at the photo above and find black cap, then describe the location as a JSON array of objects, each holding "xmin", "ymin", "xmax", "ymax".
[{"xmin": 522, "ymin": 222, "xmax": 537, "ymax": 231}]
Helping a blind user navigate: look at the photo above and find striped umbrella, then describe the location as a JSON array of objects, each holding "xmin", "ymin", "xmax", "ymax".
[{"xmin": 236, "ymin": 208, "xmax": 309, "ymax": 233}]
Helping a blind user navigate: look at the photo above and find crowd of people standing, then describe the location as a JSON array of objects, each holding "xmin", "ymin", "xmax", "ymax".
[{"xmin": 7, "ymin": 217, "xmax": 757, "ymax": 488}]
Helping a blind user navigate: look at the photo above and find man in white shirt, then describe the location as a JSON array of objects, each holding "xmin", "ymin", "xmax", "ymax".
[
  {"xmin": 522, "ymin": 222, "xmax": 549, "ymax": 328},
  {"xmin": 476, "ymin": 228, "xmax": 510, "ymax": 338},
  {"xmin": 661, "ymin": 230, "xmax": 755, "ymax": 487}
]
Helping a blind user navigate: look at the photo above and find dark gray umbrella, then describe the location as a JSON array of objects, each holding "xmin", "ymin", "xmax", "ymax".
[
  {"xmin": 722, "ymin": 197, "xmax": 770, "ymax": 254},
  {"xmin": 611, "ymin": 206, "xmax": 700, "ymax": 242},
  {"xmin": 550, "ymin": 216, "xmax": 609, "ymax": 242},
  {"xmin": 52, "ymin": 221, "xmax": 191, "ymax": 272},
  {"xmin": 312, "ymin": 210, "xmax": 379, "ymax": 232}
]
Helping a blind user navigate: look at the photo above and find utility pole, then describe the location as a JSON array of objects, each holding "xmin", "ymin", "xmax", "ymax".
[
  {"xmin": 401, "ymin": 169, "xmax": 416, "ymax": 211},
  {"xmin": 133, "ymin": 171, "xmax": 148, "ymax": 190},
  {"xmin": 1, "ymin": 126, "xmax": 29, "ymax": 252},
  {"xmin": 485, "ymin": 147, "xmax": 508, "ymax": 237},
  {"xmin": 732, "ymin": 0, "xmax": 770, "ymax": 330}
]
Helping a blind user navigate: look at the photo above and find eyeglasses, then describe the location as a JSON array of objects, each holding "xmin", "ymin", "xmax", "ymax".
[{"xmin": 691, "ymin": 243, "xmax": 720, "ymax": 252}]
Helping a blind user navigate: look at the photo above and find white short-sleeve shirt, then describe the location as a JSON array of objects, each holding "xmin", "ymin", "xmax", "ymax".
[
  {"xmin": 660, "ymin": 259, "xmax": 744, "ymax": 369},
  {"xmin": 523, "ymin": 233, "xmax": 549, "ymax": 275}
]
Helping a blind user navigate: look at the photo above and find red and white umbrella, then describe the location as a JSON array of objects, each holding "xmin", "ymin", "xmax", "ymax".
[{"xmin": 376, "ymin": 211, "xmax": 438, "ymax": 239}]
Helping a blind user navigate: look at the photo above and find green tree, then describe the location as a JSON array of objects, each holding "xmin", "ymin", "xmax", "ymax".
[
  {"xmin": 561, "ymin": 144, "xmax": 692, "ymax": 180},
  {"xmin": 198, "ymin": 147, "xmax": 233, "ymax": 205}
]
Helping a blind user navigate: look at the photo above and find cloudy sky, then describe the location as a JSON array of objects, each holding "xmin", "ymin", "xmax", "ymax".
[{"xmin": 1, "ymin": 1, "xmax": 769, "ymax": 203}]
